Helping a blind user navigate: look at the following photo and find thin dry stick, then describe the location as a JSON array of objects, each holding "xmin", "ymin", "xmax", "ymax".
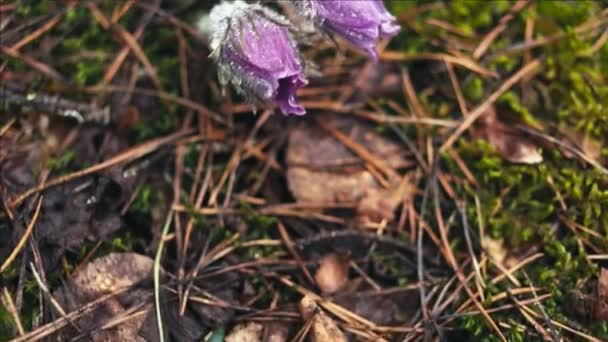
[
  {"xmin": 439, "ymin": 59, "xmax": 541, "ymax": 152},
  {"xmin": 84, "ymin": 85, "xmax": 225, "ymax": 124},
  {"xmin": 473, "ymin": 0, "xmax": 529, "ymax": 59},
  {"xmin": 315, "ymin": 117, "xmax": 399, "ymax": 182},
  {"xmin": 86, "ymin": 2, "xmax": 164, "ymax": 96},
  {"xmin": 459, "ymin": 202, "xmax": 486, "ymax": 300},
  {"xmin": 516, "ymin": 125, "xmax": 608, "ymax": 175},
  {"xmin": 207, "ymin": 144, "xmax": 242, "ymax": 206},
  {"xmin": 277, "ymin": 221, "xmax": 315, "ymax": 285},
  {"xmin": 173, "ymin": 142, "xmax": 186, "ymax": 308},
  {"xmin": 521, "ymin": 304, "xmax": 604, "ymax": 342},
  {"xmin": 29, "ymin": 263, "xmax": 82, "ymax": 334},
  {"xmin": 489, "ymin": 14, "xmax": 608, "ymax": 59},
  {"xmin": 432, "ymin": 181, "xmax": 507, "ymax": 341},
  {"xmin": 578, "ymin": 27, "xmax": 608, "ymax": 57},
  {"xmin": 401, "ymin": 67, "xmax": 428, "ymax": 117},
  {"xmin": 9, "ymin": 129, "xmax": 193, "ymax": 207},
  {"xmin": 380, "ymin": 51, "xmax": 498, "ymax": 78},
  {"xmin": 154, "ymin": 211, "xmax": 174, "ymax": 342},
  {"xmin": 456, "ymin": 253, "xmax": 544, "ymax": 315},
  {"xmin": 445, "ymin": 61, "xmax": 468, "ymax": 115},
  {"xmin": 0, "ymin": 117, "xmax": 16, "ymax": 137},
  {"xmin": 10, "ymin": 10, "xmax": 67, "ymax": 51},
  {"xmin": 110, "ymin": 0, "xmax": 135, "ymax": 23},
  {"xmin": 12, "ymin": 287, "xmax": 132, "ymax": 342},
  {"xmin": 102, "ymin": 0, "xmax": 157, "ymax": 84},
  {"xmin": 510, "ymin": 291, "xmax": 555, "ymax": 341},
  {"xmin": 0, "ymin": 46, "xmax": 65, "ymax": 82},
  {"xmin": 1, "ymin": 287, "xmax": 24, "ymax": 335},
  {"xmin": 521, "ymin": 273, "xmax": 560, "ymax": 341},
  {"xmin": 1, "ymin": 197, "xmax": 43, "ymax": 273},
  {"xmin": 443, "ymin": 294, "xmax": 551, "ymax": 321}
]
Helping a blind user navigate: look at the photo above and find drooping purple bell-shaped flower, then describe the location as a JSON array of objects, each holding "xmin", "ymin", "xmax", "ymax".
[
  {"xmin": 294, "ymin": 0, "xmax": 401, "ymax": 60},
  {"xmin": 200, "ymin": 1, "xmax": 308, "ymax": 115}
]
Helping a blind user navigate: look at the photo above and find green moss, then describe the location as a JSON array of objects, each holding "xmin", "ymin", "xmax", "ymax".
[
  {"xmin": 240, "ymin": 201, "xmax": 277, "ymax": 233},
  {"xmin": 0, "ymin": 302, "xmax": 16, "ymax": 341},
  {"xmin": 46, "ymin": 149, "xmax": 76, "ymax": 171},
  {"xmin": 5, "ymin": 0, "xmax": 608, "ymax": 339}
]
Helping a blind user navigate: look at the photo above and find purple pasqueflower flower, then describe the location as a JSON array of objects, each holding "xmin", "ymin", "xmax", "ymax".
[
  {"xmin": 200, "ymin": 1, "xmax": 308, "ymax": 115},
  {"xmin": 294, "ymin": 0, "xmax": 401, "ymax": 60}
]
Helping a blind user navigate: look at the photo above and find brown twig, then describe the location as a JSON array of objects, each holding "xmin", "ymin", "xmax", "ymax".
[
  {"xmin": 439, "ymin": 59, "xmax": 541, "ymax": 152},
  {"xmin": 0, "ymin": 197, "xmax": 43, "ymax": 273},
  {"xmin": 9, "ymin": 129, "xmax": 194, "ymax": 207}
]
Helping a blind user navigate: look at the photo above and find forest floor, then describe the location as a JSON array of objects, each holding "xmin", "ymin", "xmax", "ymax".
[{"xmin": 1, "ymin": 1, "xmax": 608, "ymax": 341}]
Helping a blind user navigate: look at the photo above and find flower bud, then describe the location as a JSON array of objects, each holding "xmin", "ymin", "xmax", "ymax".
[
  {"xmin": 200, "ymin": 1, "xmax": 308, "ymax": 115},
  {"xmin": 293, "ymin": 0, "xmax": 401, "ymax": 60}
]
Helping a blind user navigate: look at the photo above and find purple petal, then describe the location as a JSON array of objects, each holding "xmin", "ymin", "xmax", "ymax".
[
  {"xmin": 379, "ymin": 20, "xmax": 401, "ymax": 38},
  {"xmin": 206, "ymin": 2, "xmax": 308, "ymax": 114},
  {"xmin": 306, "ymin": 0, "xmax": 401, "ymax": 59},
  {"xmin": 275, "ymin": 74, "xmax": 307, "ymax": 115}
]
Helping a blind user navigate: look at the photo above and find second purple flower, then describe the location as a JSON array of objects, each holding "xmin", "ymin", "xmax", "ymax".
[
  {"xmin": 201, "ymin": 1, "xmax": 308, "ymax": 115},
  {"xmin": 294, "ymin": 0, "xmax": 401, "ymax": 60}
]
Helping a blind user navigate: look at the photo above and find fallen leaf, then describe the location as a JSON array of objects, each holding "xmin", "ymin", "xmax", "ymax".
[
  {"xmin": 314, "ymin": 253, "xmax": 350, "ymax": 295},
  {"xmin": 225, "ymin": 322, "xmax": 263, "ymax": 342},
  {"xmin": 482, "ymin": 235, "xmax": 507, "ymax": 265},
  {"xmin": 53, "ymin": 253, "xmax": 209, "ymax": 341},
  {"xmin": 334, "ymin": 288, "xmax": 419, "ymax": 325},
  {"xmin": 472, "ymin": 106, "xmax": 543, "ymax": 164},
  {"xmin": 187, "ymin": 261, "xmax": 239, "ymax": 328},
  {"xmin": 557, "ymin": 124, "xmax": 604, "ymax": 163},
  {"xmin": 53, "ymin": 253, "xmax": 156, "ymax": 341},
  {"xmin": 349, "ymin": 62, "xmax": 401, "ymax": 102},
  {"xmin": 287, "ymin": 116, "xmax": 412, "ymax": 222},
  {"xmin": 568, "ymin": 267, "xmax": 608, "ymax": 322},
  {"xmin": 482, "ymin": 235, "xmax": 537, "ymax": 270},
  {"xmin": 2, "ymin": 125, "xmax": 142, "ymax": 270},
  {"xmin": 223, "ymin": 321, "xmax": 288, "ymax": 342},
  {"xmin": 595, "ymin": 268, "xmax": 608, "ymax": 321},
  {"xmin": 263, "ymin": 322, "xmax": 289, "ymax": 342},
  {"xmin": 299, "ymin": 295, "xmax": 347, "ymax": 342}
]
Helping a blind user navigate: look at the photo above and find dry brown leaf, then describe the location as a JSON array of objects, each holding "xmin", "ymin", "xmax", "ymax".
[
  {"xmin": 53, "ymin": 253, "xmax": 155, "ymax": 341},
  {"xmin": 349, "ymin": 62, "xmax": 401, "ymax": 101},
  {"xmin": 263, "ymin": 322, "xmax": 289, "ymax": 342},
  {"xmin": 482, "ymin": 235, "xmax": 537, "ymax": 270},
  {"xmin": 225, "ymin": 322, "xmax": 288, "ymax": 342},
  {"xmin": 472, "ymin": 106, "xmax": 543, "ymax": 164},
  {"xmin": 333, "ymin": 289, "xmax": 419, "ymax": 325},
  {"xmin": 558, "ymin": 124, "xmax": 604, "ymax": 163},
  {"xmin": 225, "ymin": 322, "xmax": 264, "ymax": 342},
  {"xmin": 314, "ymin": 253, "xmax": 351, "ymax": 295},
  {"xmin": 595, "ymin": 268, "xmax": 608, "ymax": 321},
  {"xmin": 569, "ymin": 267, "xmax": 608, "ymax": 322},
  {"xmin": 287, "ymin": 116, "xmax": 411, "ymax": 222},
  {"xmin": 482, "ymin": 235, "xmax": 507, "ymax": 265},
  {"xmin": 299, "ymin": 296, "xmax": 347, "ymax": 342}
]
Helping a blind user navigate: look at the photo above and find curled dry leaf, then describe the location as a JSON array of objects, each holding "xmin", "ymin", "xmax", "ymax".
[
  {"xmin": 224, "ymin": 322, "xmax": 288, "ymax": 342},
  {"xmin": 287, "ymin": 116, "xmax": 412, "ymax": 222},
  {"xmin": 568, "ymin": 267, "xmax": 608, "ymax": 322},
  {"xmin": 314, "ymin": 252, "xmax": 350, "ymax": 295},
  {"xmin": 349, "ymin": 62, "xmax": 401, "ymax": 102},
  {"xmin": 263, "ymin": 322, "xmax": 289, "ymax": 342},
  {"xmin": 334, "ymin": 288, "xmax": 419, "ymax": 325},
  {"xmin": 482, "ymin": 235, "xmax": 539, "ymax": 270},
  {"xmin": 472, "ymin": 106, "xmax": 543, "ymax": 164},
  {"xmin": 557, "ymin": 124, "xmax": 604, "ymax": 164},
  {"xmin": 225, "ymin": 322, "xmax": 263, "ymax": 342},
  {"xmin": 1, "ymin": 125, "xmax": 140, "ymax": 270},
  {"xmin": 595, "ymin": 268, "xmax": 608, "ymax": 321},
  {"xmin": 299, "ymin": 295, "xmax": 347, "ymax": 342},
  {"xmin": 53, "ymin": 253, "xmax": 156, "ymax": 341}
]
